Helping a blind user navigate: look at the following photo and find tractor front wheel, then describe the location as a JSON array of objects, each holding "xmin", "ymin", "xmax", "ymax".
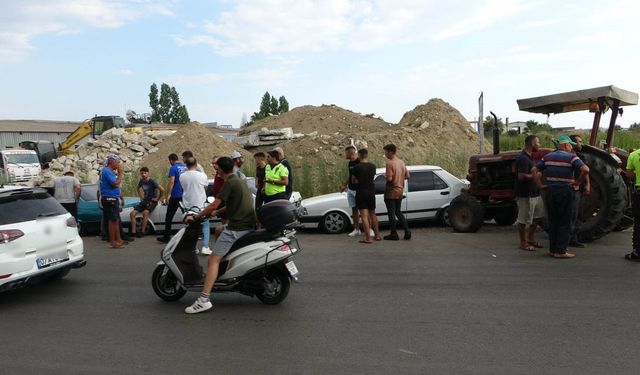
[{"xmin": 449, "ymin": 195, "xmax": 484, "ymax": 233}]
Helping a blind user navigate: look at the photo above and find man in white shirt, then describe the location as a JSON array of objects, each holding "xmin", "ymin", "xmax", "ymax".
[
  {"xmin": 180, "ymin": 157, "xmax": 211, "ymax": 254},
  {"xmin": 54, "ymin": 171, "xmax": 81, "ymax": 219}
]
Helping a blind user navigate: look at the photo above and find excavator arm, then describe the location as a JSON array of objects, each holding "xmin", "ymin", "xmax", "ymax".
[{"xmin": 58, "ymin": 119, "xmax": 94, "ymax": 155}]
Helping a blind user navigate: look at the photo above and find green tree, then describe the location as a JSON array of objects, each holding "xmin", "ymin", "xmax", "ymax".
[
  {"xmin": 525, "ymin": 119, "xmax": 552, "ymax": 134},
  {"xmin": 270, "ymin": 96, "xmax": 279, "ymax": 115},
  {"xmin": 149, "ymin": 82, "xmax": 190, "ymax": 124},
  {"xmin": 483, "ymin": 115, "xmax": 505, "ymax": 134},
  {"xmin": 149, "ymin": 83, "xmax": 160, "ymax": 122},
  {"xmin": 251, "ymin": 91, "xmax": 290, "ymax": 121},
  {"xmin": 278, "ymin": 96, "xmax": 289, "ymax": 113},
  {"xmin": 630, "ymin": 122, "xmax": 640, "ymax": 130}
]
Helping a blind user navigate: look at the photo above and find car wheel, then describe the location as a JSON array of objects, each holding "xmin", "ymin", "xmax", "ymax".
[
  {"xmin": 135, "ymin": 217, "xmax": 154, "ymax": 234},
  {"xmin": 320, "ymin": 211, "xmax": 349, "ymax": 234},
  {"xmin": 437, "ymin": 207, "xmax": 451, "ymax": 226}
]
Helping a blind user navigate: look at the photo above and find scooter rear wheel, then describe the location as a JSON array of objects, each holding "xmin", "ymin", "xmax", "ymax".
[
  {"xmin": 256, "ymin": 269, "xmax": 290, "ymax": 305},
  {"xmin": 152, "ymin": 265, "xmax": 187, "ymax": 301}
]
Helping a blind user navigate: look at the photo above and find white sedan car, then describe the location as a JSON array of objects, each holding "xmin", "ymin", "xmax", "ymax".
[
  {"xmin": 298, "ymin": 165, "xmax": 469, "ymax": 234},
  {"xmin": 0, "ymin": 186, "xmax": 85, "ymax": 292}
]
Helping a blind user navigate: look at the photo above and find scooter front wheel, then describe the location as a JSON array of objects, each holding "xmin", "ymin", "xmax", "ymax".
[
  {"xmin": 152, "ymin": 265, "xmax": 187, "ymax": 301},
  {"xmin": 256, "ymin": 269, "xmax": 290, "ymax": 305}
]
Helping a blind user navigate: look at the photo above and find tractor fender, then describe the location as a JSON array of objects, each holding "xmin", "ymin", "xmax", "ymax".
[{"xmin": 580, "ymin": 145, "xmax": 622, "ymax": 169}]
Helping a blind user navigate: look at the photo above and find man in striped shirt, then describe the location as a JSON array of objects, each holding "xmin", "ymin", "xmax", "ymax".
[{"xmin": 532, "ymin": 135, "xmax": 589, "ymax": 258}]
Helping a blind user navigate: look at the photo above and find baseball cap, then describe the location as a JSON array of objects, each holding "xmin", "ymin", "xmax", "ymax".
[
  {"xmin": 230, "ymin": 150, "xmax": 242, "ymax": 159},
  {"xmin": 556, "ymin": 135, "xmax": 577, "ymax": 146},
  {"xmin": 106, "ymin": 155, "xmax": 120, "ymax": 165}
]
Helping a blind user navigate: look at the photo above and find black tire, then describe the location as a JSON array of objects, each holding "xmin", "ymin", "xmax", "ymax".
[
  {"xmin": 449, "ymin": 194, "xmax": 484, "ymax": 233},
  {"xmin": 151, "ymin": 265, "xmax": 186, "ymax": 302},
  {"xmin": 577, "ymin": 154, "xmax": 628, "ymax": 242},
  {"xmin": 256, "ymin": 269, "xmax": 290, "ymax": 305},
  {"xmin": 493, "ymin": 203, "xmax": 518, "ymax": 226},
  {"xmin": 320, "ymin": 211, "xmax": 349, "ymax": 234},
  {"xmin": 437, "ymin": 206, "xmax": 451, "ymax": 226},
  {"xmin": 135, "ymin": 217, "xmax": 154, "ymax": 235},
  {"xmin": 77, "ymin": 222, "xmax": 86, "ymax": 237}
]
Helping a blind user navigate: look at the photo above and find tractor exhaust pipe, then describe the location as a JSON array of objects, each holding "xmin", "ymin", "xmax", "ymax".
[{"xmin": 490, "ymin": 111, "xmax": 499, "ymax": 154}]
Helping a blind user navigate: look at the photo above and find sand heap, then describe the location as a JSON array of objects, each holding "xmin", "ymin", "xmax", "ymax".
[
  {"xmin": 141, "ymin": 122, "xmax": 252, "ymax": 181},
  {"xmin": 241, "ymin": 99, "xmax": 488, "ymax": 198}
]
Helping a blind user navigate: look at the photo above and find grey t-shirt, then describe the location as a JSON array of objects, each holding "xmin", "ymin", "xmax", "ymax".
[{"xmin": 54, "ymin": 176, "xmax": 80, "ymax": 203}]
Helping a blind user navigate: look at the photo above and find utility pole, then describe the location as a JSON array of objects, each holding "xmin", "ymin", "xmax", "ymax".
[{"xmin": 478, "ymin": 92, "xmax": 484, "ymax": 153}]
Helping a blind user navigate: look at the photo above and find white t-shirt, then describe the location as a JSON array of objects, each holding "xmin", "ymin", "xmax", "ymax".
[
  {"xmin": 54, "ymin": 176, "xmax": 80, "ymax": 203},
  {"xmin": 180, "ymin": 170, "xmax": 208, "ymax": 210}
]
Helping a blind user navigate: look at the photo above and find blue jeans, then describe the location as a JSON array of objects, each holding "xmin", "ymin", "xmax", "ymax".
[{"xmin": 202, "ymin": 218, "xmax": 210, "ymax": 248}]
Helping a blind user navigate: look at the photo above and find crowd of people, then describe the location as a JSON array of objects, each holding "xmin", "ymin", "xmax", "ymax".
[{"xmin": 45, "ymin": 135, "xmax": 640, "ymax": 312}]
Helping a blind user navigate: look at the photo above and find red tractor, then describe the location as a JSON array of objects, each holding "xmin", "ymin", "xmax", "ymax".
[{"xmin": 449, "ymin": 85, "xmax": 638, "ymax": 243}]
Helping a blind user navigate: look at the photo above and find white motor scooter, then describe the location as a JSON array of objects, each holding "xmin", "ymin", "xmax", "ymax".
[{"xmin": 151, "ymin": 200, "xmax": 301, "ymax": 305}]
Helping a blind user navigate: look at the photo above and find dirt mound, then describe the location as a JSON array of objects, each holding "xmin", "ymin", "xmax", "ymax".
[
  {"xmin": 239, "ymin": 105, "xmax": 391, "ymax": 136},
  {"xmin": 239, "ymin": 99, "xmax": 487, "ymax": 198},
  {"xmin": 141, "ymin": 122, "xmax": 251, "ymax": 180}
]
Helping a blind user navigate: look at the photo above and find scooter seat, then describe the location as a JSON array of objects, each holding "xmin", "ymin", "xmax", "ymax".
[{"xmin": 227, "ymin": 229, "xmax": 279, "ymax": 254}]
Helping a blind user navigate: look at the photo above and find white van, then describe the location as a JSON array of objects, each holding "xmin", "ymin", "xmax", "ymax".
[{"xmin": 0, "ymin": 149, "xmax": 42, "ymax": 183}]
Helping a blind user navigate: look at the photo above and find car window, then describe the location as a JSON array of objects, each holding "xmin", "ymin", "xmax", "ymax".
[
  {"xmin": 81, "ymin": 185, "xmax": 98, "ymax": 201},
  {"xmin": 374, "ymin": 174, "xmax": 386, "ymax": 195},
  {"xmin": 0, "ymin": 191, "xmax": 67, "ymax": 225},
  {"xmin": 408, "ymin": 171, "xmax": 449, "ymax": 192}
]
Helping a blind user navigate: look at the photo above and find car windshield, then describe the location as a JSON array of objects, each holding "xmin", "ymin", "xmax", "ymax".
[
  {"xmin": 0, "ymin": 191, "xmax": 67, "ymax": 225},
  {"xmin": 80, "ymin": 184, "xmax": 98, "ymax": 201},
  {"xmin": 4, "ymin": 153, "xmax": 39, "ymax": 164}
]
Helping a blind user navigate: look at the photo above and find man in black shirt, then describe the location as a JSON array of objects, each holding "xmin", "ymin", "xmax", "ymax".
[
  {"xmin": 254, "ymin": 152, "xmax": 266, "ymax": 209},
  {"xmin": 340, "ymin": 145, "xmax": 361, "ymax": 237},
  {"xmin": 351, "ymin": 148, "xmax": 380, "ymax": 244},
  {"xmin": 514, "ymin": 135, "xmax": 545, "ymax": 251}
]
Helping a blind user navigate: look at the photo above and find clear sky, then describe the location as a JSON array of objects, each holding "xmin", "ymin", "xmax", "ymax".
[{"xmin": 1, "ymin": 0, "xmax": 639, "ymax": 129}]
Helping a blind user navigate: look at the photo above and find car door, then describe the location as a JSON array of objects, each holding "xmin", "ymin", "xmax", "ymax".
[
  {"xmin": 405, "ymin": 170, "xmax": 451, "ymax": 220},
  {"xmin": 373, "ymin": 174, "xmax": 389, "ymax": 222}
]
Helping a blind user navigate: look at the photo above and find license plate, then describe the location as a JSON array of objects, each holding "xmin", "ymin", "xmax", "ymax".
[
  {"xmin": 36, "ymin": 256, "xmax": 69, "ymax": 269},
  {"xmin": 285, "ymin": 260, "xmax": 299, "ymax": 277}
]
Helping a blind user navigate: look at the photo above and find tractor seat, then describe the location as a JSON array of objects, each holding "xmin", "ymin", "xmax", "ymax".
[{"xmin": 227, "ymin": 229, "xmax": 279, "ymax": 254}]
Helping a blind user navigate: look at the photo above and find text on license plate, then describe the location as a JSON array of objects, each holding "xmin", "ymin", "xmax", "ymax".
[
  {"xmin": 36, "ymin": 256, "xmax": 69, "ymax": 269},
  {"xmin": 285, "ymin": 260, "xmax": 299, "ymax": 276}
]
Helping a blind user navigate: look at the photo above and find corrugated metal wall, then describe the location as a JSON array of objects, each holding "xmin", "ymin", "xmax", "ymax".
[{"xmin": 0, "ymin": 132, "xmax": 71, "ymax": 149}]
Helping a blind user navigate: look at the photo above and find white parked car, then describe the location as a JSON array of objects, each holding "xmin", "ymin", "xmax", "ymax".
[
  {"xmin": 0, "ymin": 186, "xmax": 85, "ymax": 292},
  {"xmin": 298, "ymin": 165, "xmax": 469, "ymax": 234},
  {"xmin": 120, "ymin": 177, "xmax": 302, "ymax": 234}
]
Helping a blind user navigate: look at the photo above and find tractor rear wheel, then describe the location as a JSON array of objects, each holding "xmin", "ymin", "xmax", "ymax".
[
  {"xmin": 449, "ymin": 194, "xmax": 484, "ymax": 233},
  {"xmin": 576, "ymin": 153, "xmax": 628, "ymax": 242},
  {"xmin": 493, "ymin": 203, "xmax": 518, "ymax": 226}
]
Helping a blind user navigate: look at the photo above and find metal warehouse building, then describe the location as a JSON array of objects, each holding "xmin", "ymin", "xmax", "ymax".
[{"xmin": 0, "ymin": 120, "xmax": 79, "ymax": 149}]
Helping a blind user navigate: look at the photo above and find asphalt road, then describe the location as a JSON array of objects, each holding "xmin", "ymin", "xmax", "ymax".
[{"xmin": 1, "ymin": 225, "xmax": 640, "ymax": 374}]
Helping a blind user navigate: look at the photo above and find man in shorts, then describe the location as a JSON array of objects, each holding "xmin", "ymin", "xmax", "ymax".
[
  {"xmin": 351, "ymin": 149, "xmax": 380, "ymax": 244},
  {"xmin": 515, "ymin": 135, "xmax": 545, "ymax": 251},
  {"xmin": 130, "ymin": 166, "xmax": 163, "ymax": 237},
  {"xmin": 184, "ymin": 156, "xmax": 256, "ymax": 314},
  {"xmin": 100, "ymin": 155, "xmax": 125, "ymax": 249},
  {"xmin": 340, "ymin": 145, "xmax": 361, "ymax": 237}
]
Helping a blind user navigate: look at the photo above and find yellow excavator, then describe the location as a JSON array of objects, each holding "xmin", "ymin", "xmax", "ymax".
[{"xmin": 58, "ymin": 115, "xmax": 126, "ymax": 155}]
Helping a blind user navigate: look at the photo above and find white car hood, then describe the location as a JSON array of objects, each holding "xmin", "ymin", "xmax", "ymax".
[{"xmin": 302, "ymin": 192, "xmax": 346, "ymax": 207}]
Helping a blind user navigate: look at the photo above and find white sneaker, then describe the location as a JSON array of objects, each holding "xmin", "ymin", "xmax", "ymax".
[
  {"xmin": 185, "ymin": 298, "xmax": 212, "ymax": 314},
  {"xmin": 200, "ymin": 246, "xmax": 212, "ymax": 255},
  {"xmin": 348, "ymin": 229, "xmax": 361, "ymax": 237},
  {"xmin": 369, "ymin": 229, "xmax": 375, "ymax": 237}
]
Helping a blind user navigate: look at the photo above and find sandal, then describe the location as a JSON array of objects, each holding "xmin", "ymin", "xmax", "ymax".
[
  {"xmin": 519, "ymin": 244, "xmax": 536, "ymax": 251},
  {"xmin": 528, "ymin": 241, "xmax": 544, "ymax": 248},
  {"xmin": 374, "ymin": 236, "xmax": 382, "ymax": 241},
  {"xmin": 359, "ymin": 240, "xmax": 373, "ymax": 244},
  {"xmin": 109, "ymin": 244, "xmax": 126, "ymax": 249}
]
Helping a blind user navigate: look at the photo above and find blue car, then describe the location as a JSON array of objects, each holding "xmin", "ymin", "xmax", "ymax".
[{"xmin": 77, "ymin": 184, "xmax": 139, "ymax": 236}]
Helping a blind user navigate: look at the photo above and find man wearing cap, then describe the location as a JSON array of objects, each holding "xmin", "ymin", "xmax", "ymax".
[
  {"xmin": 625, "ymin": 148, "xmax": 640, "ymax": 261},
  {"xmin": 568, "ymin": 135, "xmax": 590, "ymax": 248},
  {"xmin": 100, "ymin": 155, "xmax": 126, "ymax": 248},
  {"xmin": 157, "ymin": 153, "xmax": 187, "ymax": 243},
  {"xmin": 230, "ymin": 150, "xmax": 247, "ymax": 181},
  {"xmin": 532, "ymin": 135, "xmax": 589, "ymax": 258},
  {"xmin": 274, "ymin": 147, "xmax": 293, "ymax": 200}
]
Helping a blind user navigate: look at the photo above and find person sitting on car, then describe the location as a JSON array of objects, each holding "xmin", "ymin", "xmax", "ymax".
[{"xmin": 129, "ymin": 166, "xmax": 163, "ymax": 238}]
